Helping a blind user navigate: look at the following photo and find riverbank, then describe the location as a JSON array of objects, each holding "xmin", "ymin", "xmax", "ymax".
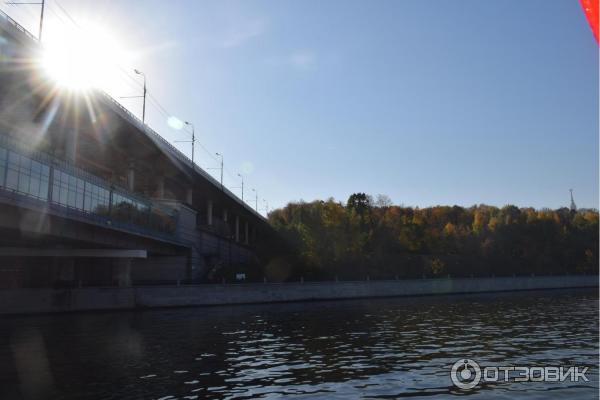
[{"xmin": 0, "ymin": 275, "xmax": 596, "ymax": 315}]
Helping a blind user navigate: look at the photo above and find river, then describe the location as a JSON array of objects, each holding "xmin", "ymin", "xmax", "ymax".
[{"xmin": 0, "ymin": 289, "xmax": 597, "ymax": 399}]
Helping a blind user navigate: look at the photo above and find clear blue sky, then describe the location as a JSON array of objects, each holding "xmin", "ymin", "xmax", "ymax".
[{"xmin": 3, "ymin": 0, "xmax": 598, "ymax": 212}]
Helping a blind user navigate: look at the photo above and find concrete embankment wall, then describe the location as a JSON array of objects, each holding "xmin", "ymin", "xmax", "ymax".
[{"xmin": 0, "ymin": 275, "xmax": 596, "ymax": 315}]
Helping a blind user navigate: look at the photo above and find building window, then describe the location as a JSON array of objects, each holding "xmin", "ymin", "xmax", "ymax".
[
  {"xmin": 150, "ymin": 205, "xmax": 177, "ymax": 233},
  {"xmin": 51, "ymin": 170, "xmax": 85, "ymax": 210},
  {"xmin": 83, "ymin": 182, "xmax": 110, "ymax": 215},
  {"xmin": 0, "ymin": 146, "xmax": 176, "ymax": 234},
  {"xmin": 51, "ymin": 169, "xmax": 111, "ymax": 215},
  {"xmin": 5, "ymin": 151, "xmax": 49, "ymax": 200},
  {"xmin": 111, "ymin": 192, "xmax": 150, "ymax": 224}
]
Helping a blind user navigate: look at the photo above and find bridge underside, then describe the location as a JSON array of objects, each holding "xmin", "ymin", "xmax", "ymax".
[{"xmin": 0, "ymin": 199, "xmax": 255, "ymax": 289}]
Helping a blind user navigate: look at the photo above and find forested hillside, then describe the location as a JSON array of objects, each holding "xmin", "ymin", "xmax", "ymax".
[{"xmin": 266, "ymin": 194, "xmax": 599, "ymax": 281}]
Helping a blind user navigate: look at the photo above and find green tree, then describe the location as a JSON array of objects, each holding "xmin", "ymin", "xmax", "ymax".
[{"xmin": 346, "ymin": 193, "xmax": 372, "ymax": 216}]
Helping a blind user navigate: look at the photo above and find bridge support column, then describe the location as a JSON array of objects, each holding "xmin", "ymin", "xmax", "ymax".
[
  {"xmin": 186, "ymin": 188, "xmax": 193, "ymax": 205},
  {"xmin": 56, "ymin": 259, "xmax": 75, "ymax": 286},
  {"xmin": 245, "ymin": 221, "xmax": 249, "ymax": 245},
  {"xmin": 235, "ymin": 215, "xmax": 240, "ymax": 242},
  {"xmin": 207, "ymin": 200, "xmax": 213, "ymax": 225},
  {"xmin": 156, "ymin": 175, "xmax": 165, "ymax": 198},
  {"xmin": 127, "ymin": 160, "xmax": 135, "ymax": 192},
  {"xmin": 223, "ymin": 209, "xmax": 228, "ymax": 222},
  {"xmin": 114, "ymin": 259, "xmax": 132, "ymax": 287},
  {"xmin": 65, "ymin": 128, "xmax": 78, "ymax": 163}
]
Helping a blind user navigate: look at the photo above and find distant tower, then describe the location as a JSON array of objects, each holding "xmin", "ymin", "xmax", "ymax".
[{"xmin": 569, "ymin": 189, "xmax": 577, "ymax": 212}]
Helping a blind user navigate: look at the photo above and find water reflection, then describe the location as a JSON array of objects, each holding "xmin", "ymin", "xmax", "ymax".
[{"xmin": 0, "ymin": 290, "xmax": 597, "ymax": 399}]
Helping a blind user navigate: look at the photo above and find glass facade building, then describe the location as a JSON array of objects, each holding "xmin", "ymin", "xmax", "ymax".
[
  {"xmin": 0, "ymin": 143, "xmax": 177, "ymax": 236},
  {"xmin": 4, "ymin": 150, "xmax": 50, "ymax": 201},
  {"xmin": 52, "ymin": 169, "xmax": 110, "ymax": 215}
]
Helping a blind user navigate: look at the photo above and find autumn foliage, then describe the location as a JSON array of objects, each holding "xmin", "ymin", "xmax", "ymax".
[{"xmin": 267, "ymin": 194, "xmax": 599, "ymax": 281}]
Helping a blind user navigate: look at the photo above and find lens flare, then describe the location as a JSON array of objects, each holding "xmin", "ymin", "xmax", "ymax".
[
  {"xmin": 41, "ymin": 21, "xmax": 130, "ymax": 91},
  {"xmin": 167, "ymin": 116, "xmax": 185, "ymax": 130}
]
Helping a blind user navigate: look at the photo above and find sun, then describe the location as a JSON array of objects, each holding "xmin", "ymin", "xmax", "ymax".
[{"xmin": 41, "ymin": 21, "xmax": 130, "ymax": 91}]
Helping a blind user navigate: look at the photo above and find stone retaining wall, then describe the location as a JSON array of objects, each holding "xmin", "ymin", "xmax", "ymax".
[{"xmin": 0, "ymin": 275, "xmax": 596, "ymax": 314}]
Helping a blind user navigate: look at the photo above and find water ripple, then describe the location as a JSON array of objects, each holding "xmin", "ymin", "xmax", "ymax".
[{"xmin": 0, "ymin": 290, "xmax": 597, "ymax": 399}]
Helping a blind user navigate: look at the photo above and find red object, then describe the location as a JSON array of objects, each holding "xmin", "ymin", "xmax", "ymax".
[{"xmin": 580, "ymin": 0, "xmax": 599, "ymax": 43}]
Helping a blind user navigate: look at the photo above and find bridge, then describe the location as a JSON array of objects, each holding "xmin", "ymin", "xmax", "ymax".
[{"xmin": 0, "ymin": 10, "xmax": 272, "ymax": 288}]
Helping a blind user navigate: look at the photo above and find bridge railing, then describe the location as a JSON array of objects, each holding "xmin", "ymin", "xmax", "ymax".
[{"xmin": 0, "ymin": 8, "xmax": 38, "ymax": 42}]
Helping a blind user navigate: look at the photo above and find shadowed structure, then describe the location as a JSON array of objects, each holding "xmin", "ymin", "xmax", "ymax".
[{"xmin": 0, "ymin": 10, "xmax": 271, "ymax": 288}]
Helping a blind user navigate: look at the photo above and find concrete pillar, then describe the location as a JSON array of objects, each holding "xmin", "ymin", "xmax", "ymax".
[
  {"xmin": 56, "ymin": 259, "xmax": 74, "ymax": 285},
  {"xmin": 127, "ymin": 161, "xmax": 135, "ymax": 192},
  {"xmin": 223, "ymin": 209, "xmax": 228, "ymax": 222},
  {"xmin": 65, "ymin": 128, "xmax": 78, "ymax": 163},
  {"xmin": 235, "ymin": 215, "xmax": 240, "ymax": 242},
  {"xmin": 186, "ymin": 188, "xmax": 193, "ymax": 205},
  {"xmin": 156, "ymin": 176, "xmax": 165, "ymax": 198},
  {"xmin": 114, "ymin": 259, "xmax": 132, "ymax": 287},
  {"xmin": 207, "ymin": 200, "xmax": 213, "ymax": 225},
  {"xmin": 59, "ymin": 263, "xmax": 74, "ymax": 281},
  {"xmin": 245, "ymin": 221, "xmax": 249, "ymax": 245}
]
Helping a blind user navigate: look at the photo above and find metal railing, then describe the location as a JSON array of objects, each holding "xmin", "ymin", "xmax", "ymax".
[{"xmin": 0, "ymin": 8, "xmax": 38, "ymax": 42}]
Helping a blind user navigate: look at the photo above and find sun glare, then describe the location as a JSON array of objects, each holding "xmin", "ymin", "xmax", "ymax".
[{"xmin": 41, "ymin": 21, "xmax": 130, "ymax": 91}]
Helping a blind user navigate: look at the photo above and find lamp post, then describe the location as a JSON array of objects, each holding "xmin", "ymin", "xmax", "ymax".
[
  {"xmin": 251, "ymin": 188, "xmax": 258, "ymax": 211},
  {"xmin": 134, "ymin": 69, "xmax": 146, "ymax": 123},
  {"xmin": 175, "ymin": 121, "xmax": 196, "ymax": 167},
  {"xmin": 185, "ymin": 121, "xmax": 195, "ymax": 166},
  {"xmin": 215, "ymin": 152, "xmax": 224, "ymax": 190},
  {"xmin": 7, "ymin": 0, "xmax": 45, "ymax": 41},
  {"xmin": 263, "ymin": 199, "xmax": 269, "ymax": 214},
  {"xmin": 237, "ymin": 173, "xmax": 244, "ymax": 201},
  {"xmin": 39, "ymin": 0, "xmax": 44, "ymax": 41}
]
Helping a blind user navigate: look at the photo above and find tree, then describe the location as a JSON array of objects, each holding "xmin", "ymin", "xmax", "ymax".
[
  {"xmin": 346, "ymin": 193, "xmax": 372, "ymax": 215},
  {"xmin": 375, "ymin": 194, "xmax": 393, "ymax": 208},
  {"xmin": 268, "ymin": 195, "xmax": 599, "ymax": 281}
]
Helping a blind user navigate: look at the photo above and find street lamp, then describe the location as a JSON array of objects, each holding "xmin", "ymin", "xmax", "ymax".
[
  {"xmin": 215, "ymin": 152, "xmax": 224, "ymax": 190},
  {"xmin": 39, "ymin": 0, "xmax": 45, "ymax": 41},
  {"xmin": 263, "ymin": 199, "xmax": 269, "ymax": 214},
  {"xmin": 8, "ymin": 1, "xmax": 45, "ymax": 41},
  {"xmin": 174, "ymin": 121, "xmax": 196, "ymax": 167},
  {"xmin": 237, "ymin": 173, "xmax": 244, "ymax": 201},
  {"xmin": 251, "ymin": 188, "xmax": 258, "ymax": 211},
  {"xmin": 185, "ymin": 121, "xmax": 195, "ymax": 166},
  {"xmin": 134, "ymin": 69, "xmax": 147, "ymax": 123}
]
